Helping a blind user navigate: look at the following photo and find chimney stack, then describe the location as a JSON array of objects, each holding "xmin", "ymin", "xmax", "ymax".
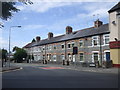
[
  {"xmin": 66, "ymin": 26, "xmax": 73, "ymax": 34},
  {"xmin": 94, "ymin": 19, "xmax": 103, "ymax": 27},
  {"xmin": 36, "ymin": 36, "xmax": 41, "ymax": 42},
  {"xmin": 48, "ymin": 32, "xmax": 53, "ymax": 39}
]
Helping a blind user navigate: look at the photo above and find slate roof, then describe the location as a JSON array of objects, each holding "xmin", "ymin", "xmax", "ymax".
[
  {"xmin": 108, "ymin": 2, "xmax": 120, "ymax": 13},
  {"xmin": 23, "ymin": 23, "xmax": 110, "ymax": 48}
]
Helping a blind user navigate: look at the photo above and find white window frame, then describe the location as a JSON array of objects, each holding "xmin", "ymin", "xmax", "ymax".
[
  {"xmin": 92, "ymin": 51, "xmax": 99, "ymax": 63},
  {"xmin": 61, "ymin": 54, "xmax": 65, "ymax": 60},
  {"xmin": 53, "ymin": 45, "xmax": 57, "ymax": 50},
  {"xmin": 79, "ymin": 53, "xmax": 84, "ymax": 62},
  {"xmin": 103, "ymin": 34, "xmax": 110, "ymax": 46},
  {"xmin": 79, "ymin": 40, "xmax": 84, "ymax": 47},
  {"xmin": 71, "ymin": 42, "xmax": 75, "ymax": 47},
  {"xmin": 92, "ymin": 36, "xmax": 99, "ymax": 47},
  {"xmin": 104, "ymin": 50, "xmax": 110, "ymax": 61},
  {"xmin": 49, "ymin": 45, "xmax": 52, "ymax": 50},
  {"xmin": 42, "ymin": 46, "xmax": 45, "ymax": 51},
  {"xmin": 67, "ymin": 43, "xmax": 71, "ymax": 49},
  {"xmin": 61, "ymin": 44, "xmax": 65, "ymax": 50},
  {"xmin": 53, "ymin": 55, "xmax": 57, "ymax": 61}
]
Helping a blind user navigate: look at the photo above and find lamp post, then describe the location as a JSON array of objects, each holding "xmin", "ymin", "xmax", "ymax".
[{"xmin": 8, "ymin": 26, "xmax": 21, "ymax": 67}]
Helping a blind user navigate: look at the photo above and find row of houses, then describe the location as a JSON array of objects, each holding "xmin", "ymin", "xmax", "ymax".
[{"xmin": 23, "ymin": 2, "xmax": 120, "ymax": 67}]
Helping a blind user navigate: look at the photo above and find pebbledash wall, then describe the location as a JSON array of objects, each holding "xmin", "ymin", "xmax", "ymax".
[{"xmin": 23, "ymin": 2, "xmax": 120, "ymax": 67}]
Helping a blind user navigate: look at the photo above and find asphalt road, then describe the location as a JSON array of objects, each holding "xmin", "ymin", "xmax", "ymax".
[{"xmin": 2, "ymin": 63, "xmax": 119, "ymax": 88}]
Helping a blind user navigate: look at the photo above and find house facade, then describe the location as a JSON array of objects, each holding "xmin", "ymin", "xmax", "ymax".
[
  {"xmin": 23, "ymin": 20, "xmax": 110, "ymax": 66},
  {"xmin": 23, "ymin": 2, "xmax": 120, "ymax": 67}
]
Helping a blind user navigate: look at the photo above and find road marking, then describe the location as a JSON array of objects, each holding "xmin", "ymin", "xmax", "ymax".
[
  {"xmin": 2, "ymin": 67, "xmax": 23, "ymax": 73},
  {"xmin": 41, "ymin": 67, "xmax": 64, "ymax": 70}
]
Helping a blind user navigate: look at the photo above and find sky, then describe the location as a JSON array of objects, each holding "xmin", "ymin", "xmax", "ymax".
[{"xmin": 0, "ymin": 0, "xmax": 119, "ymax": 51}]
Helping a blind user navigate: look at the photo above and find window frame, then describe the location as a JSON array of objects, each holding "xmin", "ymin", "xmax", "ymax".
[
  {"xmin": 79, "ymin": 40, "xmax": 84, "ymax": 47},
  {"xmin": 79, "ymin": 53, "xmax": 84, "ymax": 62},
  {"xmin": 92, "ymin": 36, "xmax": 99, "ymax": 46},
  {"xmin": 103, "ymin": 34, "xmax": 110, "ymax": 45},
  {"xmin": 68, "ymin": 43, "xmax": 71, "ymax": 49}
]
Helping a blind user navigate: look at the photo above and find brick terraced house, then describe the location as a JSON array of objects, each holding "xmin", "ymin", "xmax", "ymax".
[{"xmin": 23, "ymin": 2, "xmax": 120, "ymax": 67}]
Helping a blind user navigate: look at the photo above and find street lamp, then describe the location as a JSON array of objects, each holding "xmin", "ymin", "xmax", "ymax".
[{"xmin": 8, "ymin": 26, "xmax": 21, "ymax": 67}]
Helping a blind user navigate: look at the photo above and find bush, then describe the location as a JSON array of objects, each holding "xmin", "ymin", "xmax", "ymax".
[{"xmin": 14, "ymin": 48, "xmax": 27, "ymax": 63}]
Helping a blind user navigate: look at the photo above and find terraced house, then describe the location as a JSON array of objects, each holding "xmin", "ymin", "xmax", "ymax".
[{"xmin": 23, "ymin": 2, "xmax": 120, "ymax": 67}]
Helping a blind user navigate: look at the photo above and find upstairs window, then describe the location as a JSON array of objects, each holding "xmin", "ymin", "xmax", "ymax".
[
  {"xmin": 79, "ymin": 40, "xmax": 84, "ymax": 47},
  {"xmin": 54, "ymin": 45, "xmax": 57, "ymax": 49},
  {"xmin": 49, "ymin": 45, "xmax": 52, "ymax": 50},
  {"xmin": 61, "ymin": 45, "xmax": 64, "ymax": 49},
  {"xmin": 92, "ymin": 36, "xmax": 98, "ymax": 46},
  {"xmin": 68, "ymin": 43, "xmax": 71, "ymax": 48},
  {"xmin": 104, "ymin": 35, "xmax": 109, "ymax": 45},
  {"xmin": 72, "ymin": 42, "xmax": 75, "ymax": 47}
]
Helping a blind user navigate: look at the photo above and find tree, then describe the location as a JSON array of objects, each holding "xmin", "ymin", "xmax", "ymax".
[
  {"xmin": 31, "ymin": 38, "xmax": 36, "ymax": 43},
  {"xmin": 1, "ymin": 49, "xmax": 8, "ymax": 67},
  {"xmin": 14, "ymin": 48, "xmax": 27, "ymax": 63},
  {"xmin": 0, "ymin": 0, "xmax": 33, "ymax": 21},
  {"xmin": 12, "ymin": 46, "xmax": 20, "ymax": 52}
]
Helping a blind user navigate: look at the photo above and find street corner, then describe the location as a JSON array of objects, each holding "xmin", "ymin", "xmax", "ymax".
[{"xmin": 2, "ymin": 66, "xmax": 23, "ymax": 73}]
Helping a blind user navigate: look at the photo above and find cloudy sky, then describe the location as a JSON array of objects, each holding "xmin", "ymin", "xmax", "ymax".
[{"xmin": 0, "ymin": 0, "xmax": 119, "ymax": 51}]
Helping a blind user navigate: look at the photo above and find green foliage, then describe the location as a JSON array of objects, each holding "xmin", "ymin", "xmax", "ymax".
[
  {"xmin": 2, "ymin": 49, "xmax": 8, "ymax": 60},
  {"xmin": 1, "ymin": 2, "xmax": 20, "ymax": 20},
  {"xmin": 0, "ymin": 0, "xmax": 33, "ymax": 21},
  {"xmin": 32, "ymin": 38, "xmax": 36, "ymax": 43},
  {"xmin": 12, "ymin": 46, "xmax": 20, "ymax": 52},
  {"xmin": 14, "ymin": 48, "xmax": 27, "ymax": 63}
]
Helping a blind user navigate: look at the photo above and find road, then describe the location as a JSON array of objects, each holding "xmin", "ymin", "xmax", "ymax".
[{"xmin": 2, "ymin": 63, "xmax": 119, "ymax": 88}]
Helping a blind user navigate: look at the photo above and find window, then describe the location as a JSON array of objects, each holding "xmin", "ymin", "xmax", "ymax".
[
  {"xmin": 93, "ymin": 53, "xmax": 98, "ymax": 62},
  {"xmin": 92, "ymin": 36, "xmax": 98, "ymax": 46},
  {"xmin": 61, "ymin": 45, "xmax": 64, "ymax": 49},
  {"xmin": 61, "ymin": 54, "xmax": 65, "ymax": 60},
  {"xmin": 80, "ymin": 53, "xmax": 84, "ymax": 61},
  {"xmin": 68, "ymin": 44, "xmax": 71, "ymax": 48},
  {"xmin": 54, "ymin": 45, "xmax": 57, "ymax": 49},
  {"xmin": 104, "ymin": 35, "xmax": 109, "ymax": 45},
  {"xmin": 53, "ymin": 55, "xmax": 56, "ymax": 61},
  {"xmin": 79, "ymin": 40, "xmax": 83, "ymax": 47},
  {"xmin": 43, "ymin": 46, "xmax": 45, "ymax": 50},
  {"xmin": 49, "ymin": 45, "xmax": 52, "ymax": 50},
  {"xmin": 72, "ymin": 43, "xmax": 74, "ymax": 47}
]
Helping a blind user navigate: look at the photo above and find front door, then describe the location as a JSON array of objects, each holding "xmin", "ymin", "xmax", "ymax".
[{"xmin": 106, "ymin": 52, "xmax": 110, "ymax": 61}]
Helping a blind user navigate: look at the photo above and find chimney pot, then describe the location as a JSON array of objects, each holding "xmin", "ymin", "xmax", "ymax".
[
  {"xmin": 36, "ymin": 36, "xmax": 41, "ymax": 42},
  {"xmin": 94, "ymin": 19, "xmax": 103, "ymax": 27},
  {"xmin": 66, "ymin": 26, "xmax": 73, "ymax": 34},
  {"xmin": 48, "ymin": 32, "xmax": 53, "ymax": 39}
]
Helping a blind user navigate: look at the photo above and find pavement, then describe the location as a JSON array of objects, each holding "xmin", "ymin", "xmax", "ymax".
[
  {"xmin": 1, "ymin": 62, "xmax": 119, "ymax": 74},
  {"xmin": 11, "ymin": 62, "xmax": 119, "ymax": 74},
  {"xmin": 40, "ymin": 63, "xmax": 119, "ymax": 74},
  {"xmin": 1, "ymin": 66, "xmax": 21, "ymax": 72}
]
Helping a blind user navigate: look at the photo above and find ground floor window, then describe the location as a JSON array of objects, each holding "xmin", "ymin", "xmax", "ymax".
[
  {"xmin": 68, "ymin": 54, "xmax": 72, "ymax": 61},
  {"xmin": 43, "ymin": 55, "xmax": 45, "ymax": 60},
  {"xmin": 80, "ymin": 53, "xmax": 84, "ymax": 62},
  {"xmin": 61, "ymin": 54, "xmax": 65, "ymax": 60},
  {"xmin": 93, "ymin": 53, "xmax": 98, "ymax": 62},
  {"xmin": 53, "ymin": 55, "xmax": 57, "ymax": 61},
  {"xmin": 73, "ymin": 55, "xmax": 75, "ymax": 62}
]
